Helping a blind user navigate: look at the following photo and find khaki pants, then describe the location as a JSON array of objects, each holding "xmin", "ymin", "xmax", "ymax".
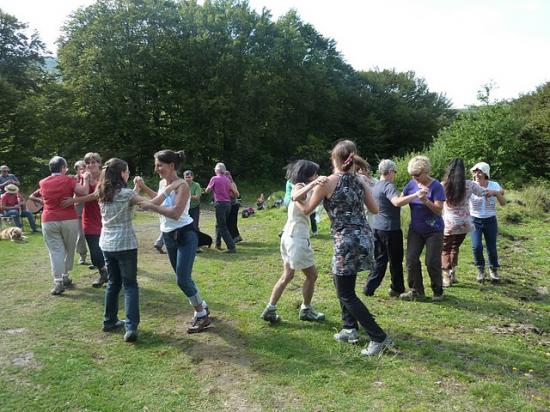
[
  {"xmin": 76, "ymin": 217, "xmax": 88, "ymax": 257},
  {"xmin": 42, "ymin": 219, "xmax": 79, "ymax": 282}
]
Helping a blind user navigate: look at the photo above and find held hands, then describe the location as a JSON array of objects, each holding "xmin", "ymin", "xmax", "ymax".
[
  {"xmin": 60, "ymin": 197, "xmax": 75, "ymax": 208},
  {"xmin": 416, "ymin": 188, "xmax": 429, "ymax": 202},
  {"xmin": 138, "ymin": 200, "xmax": 155, "ymax": 211},
  {"xmin": 133, "ymin": 176, "xmax": 144, "ymax": 189}
]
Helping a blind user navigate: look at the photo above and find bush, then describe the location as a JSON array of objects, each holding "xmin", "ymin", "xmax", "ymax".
[{"xmin": 521, "ymin": 183, "xmax": 550, "ymax": 215}]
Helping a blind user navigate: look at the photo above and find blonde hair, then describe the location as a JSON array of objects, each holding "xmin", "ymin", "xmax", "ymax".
[
  {"xmin": 84, "ymin": 152, "xmax": 102, "ymax": 164},
  {"xmin": 407, "ymin": 155, "xmax": 431, "ymax": 176}
]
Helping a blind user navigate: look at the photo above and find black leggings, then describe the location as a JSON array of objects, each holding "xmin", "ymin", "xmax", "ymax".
[{"xmin": 85, "ymin": 234, "xmax": 105, "ymax": 269}]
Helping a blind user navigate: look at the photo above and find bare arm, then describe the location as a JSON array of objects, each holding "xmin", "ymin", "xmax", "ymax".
[
  {"xmin": 140, "ymin": 182, "xmax": 189, "ymax": 220},
  {"xmin": 418, "ymin": 195, "xmax": 444, "ymax": 215},
  {"xmin": 391, "ymin": 192, "xmax": 419, "ymax": 207},
  {"xmin": 362, "ymin": 181, "xmax": 379, "ymax": 214}
]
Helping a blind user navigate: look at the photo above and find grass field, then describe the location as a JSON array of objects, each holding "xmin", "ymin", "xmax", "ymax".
[{"xmin": 0, "ymin": 194, "xmax": 549, "ymax": 411}]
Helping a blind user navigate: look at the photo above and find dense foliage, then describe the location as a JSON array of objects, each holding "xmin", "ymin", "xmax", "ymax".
[{"xmin": 1, "ymin": 0, "xmax": 453, "ymax": 186}]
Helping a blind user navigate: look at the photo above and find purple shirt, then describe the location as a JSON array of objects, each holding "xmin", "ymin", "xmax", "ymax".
[
  {"xmin": 207, "ymin": 175, "xmax": 232, "ymax": 202},
  {"xmin": 403, "ymin": 179, "xmax": 446, "ymax": 234}
]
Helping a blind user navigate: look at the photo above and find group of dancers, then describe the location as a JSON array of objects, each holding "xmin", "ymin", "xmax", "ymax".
[{"xmin": 30, "ymin": 139, "xmax": 504, "ymax": 356}]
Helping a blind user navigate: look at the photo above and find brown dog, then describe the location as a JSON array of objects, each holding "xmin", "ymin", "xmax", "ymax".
[{"xmin": 0, "ymin": 227, "xmax": 27, "ymax": 242}]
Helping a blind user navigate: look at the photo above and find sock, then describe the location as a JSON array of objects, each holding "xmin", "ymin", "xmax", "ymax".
[
  {"xmin": 301, "ymin": 303, "xmax": 311, "ymax": 310},
  {"xmin": 194, "ymin": 309, "xmax": 207, "ymax": 318},
  {"xmin": 267, "ymin": 303, "xmax": 276, "ymax": 310},
  {"xmin": 201, "ymin": 300, "xmax": 208, "ymax": 310}
]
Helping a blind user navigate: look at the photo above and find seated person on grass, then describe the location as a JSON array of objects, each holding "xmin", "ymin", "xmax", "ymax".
[{"xmin": 1, "ymin": 184, "xmax": 38, "ymax": 232}]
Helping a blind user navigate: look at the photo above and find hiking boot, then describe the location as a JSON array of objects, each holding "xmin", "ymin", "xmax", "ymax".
[
  {"xmin": 388, "ymin": 289, "xmax": 401, "ymax": 298},
  {"xmin": 361, "ymin": 336, "xmax": 394, "ymax": 356},
  {"xmin": 299, "ymin": 306, "xmax": 325, "ymax": 322},
  {"xmin": 450, "ymin": 269, "xmax": 458, "ymax": 284},
  {"xmin": 399, "ymin": 290, "xmax": 425, "ymax": 301},
  {"xmin": 62, "ymin": 275, "xmax": 73, "ymax": 287},
  {"xmin": 187, "ymin": 315, "xmax": 211, "ymax": 333},
  {"xmin": 442, "ymin": 269, "xmax": 452, "ymax": 288},
  {"xmin": 103, "ymin": 320, "xmax": 125, "ymax": 332},
  {"xmin": 92, "ymin": 269, "xmax": 108, "ymax": 288},
  {"xmin": 334, "ymin": 328, "xmax": 359, "ymax": 344},
  {"xmin": 476, "ymin": 267, "xmax": 485, "ymax": 283},
  {"xmin": 51, "ymin": 281, "xmax": 65, "ymax": 296},
  {"xmin": 260, "ymin": 306, "xmax": 281, "ymax": 323},
  {"xmin": 489, "ymin": 268, "xmax": 500, "ymax": 283},
  {"xmin": 124, "ymin": 330, "xmax": 138, "ymax": 342},
  {"xmin": 432, "ymin": 293, "xmax": 444, "ymax": 302}
]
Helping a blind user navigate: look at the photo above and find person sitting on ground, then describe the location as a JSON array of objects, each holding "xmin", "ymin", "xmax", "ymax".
[
  {"xmin": 363, "ymin": 159, "xmax": 422, "ymax": 297},
  {"xmin": 0, "ymin": 184, "xmax": 38, "ymax": 232},
  {"xmin": 468, "ymin": 162, "xmax": 506, "ymax": 283},
  {"xmin": 0, "ymin": 165, "xmax": 20, "ymax": 194},
  {"xmin": 261, "ymin": 160, "xmax": 327, "ymax": 324}
]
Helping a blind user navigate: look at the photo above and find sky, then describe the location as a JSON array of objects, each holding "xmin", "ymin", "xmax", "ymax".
[{"xmin": 1, "ymin": 0, "xmax": 549, "ymax": 108}]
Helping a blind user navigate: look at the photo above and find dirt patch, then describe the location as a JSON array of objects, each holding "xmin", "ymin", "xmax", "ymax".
[
  {"xmin": 4, "ymin": 328, "xmax": 27, "ymax": 335},
  {"xmin": 12, "ymin": 352, "xmax": 35, "ymax": 367},
  {"xmin": 487, "ymin": 323, "xmax": 544, "ymax": 336}
]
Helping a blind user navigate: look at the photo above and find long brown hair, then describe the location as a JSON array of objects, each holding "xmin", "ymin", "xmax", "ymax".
[
  {"xmin": 98, "ymin": 158, "xmax": 128, "ymax": 203},
  {"xmin": 331, "ymin": 139, "xmax": 368, "ymax": 173},
  {"xmin": 443, "ymin": 158, "xmax": 466, "ymax": 206}
]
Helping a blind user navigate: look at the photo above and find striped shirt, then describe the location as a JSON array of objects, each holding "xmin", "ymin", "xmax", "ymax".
[
  {"xmin": 469, "ymin": 181, "xmax": 502, "ymax": 219},
  {"xmin": 99, "ymin": 188, "xmax": 137, "ymax": 252}
]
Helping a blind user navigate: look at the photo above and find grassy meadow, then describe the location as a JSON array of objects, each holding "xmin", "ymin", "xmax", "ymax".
[{"xmin": 0, "ymin": 190, "xmax": 549, "ymax": 411}]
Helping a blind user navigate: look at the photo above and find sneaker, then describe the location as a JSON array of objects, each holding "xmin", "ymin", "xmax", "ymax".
[
  {"xmin": 476, "ymin": 267, "xmax": 485, "ymax": 283},
  {"xmin": 88, "ymin": 265, "xmax": 96, "ymax": 270},
  {"xmin": 92, "ymin": 269, "xmax": 108, "ymax": 288},
  {"xmin": 233, "ymin": 236, "xmax": 243, "ymax": 243},
  {"xmin": 260, "ymin": 306, "xmax": 281, "ymax": 323},
  {"xmin": 224, "ymin": 248, "xmax": 236, "ymax": 254},
  {"xmin": 50, "ymin": 282, "xmax": 65, "ymax": 296},
  {"xmin": 333, "ymin": 328, "xmax": 359, "ymax": 344},
  {"xmin": 187, "ymin": 315, "xmax": 211, "ymax": 333},
  {"xmin": 361, "ymin": 336, "xmax": 394, "ymax": 356},
  {"xmin": 62, "ymin": 276, "xmax": 73, "ymax": 287},
  {"xmin": 450, "ymin": 269, "xmax": 459, "ymax": 284},
  {"xmin": 299, "ymin": 306, "xmax": 325, "ymax": 322},
  {"xmin": 124, "ymin": 330, "xmax": 138, "ymax": 342},
  {"xmin": 388, "ymin": 289, "xmax": 401, "ymax": 298},
  {"xmin": 442, "ymin": 269, "xmax": 452, "ymax": 288},
  {"xmin": 432, "ymin": 293, "xmax": 444, "ymax": 302},
  {"xmin": 489, "ymin": 268, "xmax": 500, "ymax": 283},
  {"xmin": 215, "ymin": 245, "xmax": 223, "ymax": 251},
  {"xmin": 312, "ymin": 231, "xmax": 318, "ymax": 237},
  {"xmin": 103, "ymin": 320, "xmax": 125, "ymax": 332},
  {"xmin": 79, "ymin": 256, "xmax": 87, "ymax": 265},
  {"xmin": 154, "ymin": 244, "xmax": 165, "ymax": 254},
  {"xmin": 399, "ymin": 290, "xmax": 425, "ymax": 301}
]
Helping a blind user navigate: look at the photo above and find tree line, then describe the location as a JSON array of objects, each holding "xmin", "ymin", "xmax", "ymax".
[{"xmin": 1, "ymin": 0, "xmax": 453, "ymax": 187}]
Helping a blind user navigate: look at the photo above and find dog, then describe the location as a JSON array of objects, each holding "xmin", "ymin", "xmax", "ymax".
[
  {"xmin": 0, "ymin": 227, "xmax": 28, "ymax": 242},
  {"xmin": 197, "ymin": 230, "xmax": 213, "ymax": 248}
]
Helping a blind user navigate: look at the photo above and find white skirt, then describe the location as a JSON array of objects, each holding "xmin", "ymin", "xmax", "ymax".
[{"xmin": 280, "ymin": 234, "xmax": 315, "ymax": 270}]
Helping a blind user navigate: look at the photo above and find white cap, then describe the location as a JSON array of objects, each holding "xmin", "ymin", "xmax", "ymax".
[{"xmin": 470, "ymin": 162, "xmax": 490, "ymax": 179}]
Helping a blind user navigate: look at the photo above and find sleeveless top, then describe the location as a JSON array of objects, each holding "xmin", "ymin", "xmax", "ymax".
[
  {"xmin": 283, "ymin": 184, "xmax": 311, "ymax": 239},
  {"xmin": 324, "ymin": 173, "xmax": 374, "ymax": 276},
  {"xmin": 159, "ymin": 185, "xmax": 193, "ymax": 233}
]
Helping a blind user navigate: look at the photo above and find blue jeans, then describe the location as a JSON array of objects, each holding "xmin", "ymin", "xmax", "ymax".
[
  {"xmin": 471, "ymin": 216, "xmax": 499, "ymax": 269},
  {"xmin": 103, "ymin": 249, "xmax": 140, "ymax": 332},
  {"xmin": 3, "ymin": 209, "xmax": 37, "ymax": 231},
  {"xmin": 163, "ymin": 226, "xmax": 202, "ymax": 306}
]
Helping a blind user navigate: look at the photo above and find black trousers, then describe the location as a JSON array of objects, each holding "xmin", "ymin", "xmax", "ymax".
[
  {"xmin": 364, "ymin": 229, "xmax": 405, "ymax": 295},
  {"xmin": 334, "ymin": 274, "xmax": 387, "ymax": 343},
  {"xmin": 85, "ymin": 234, "xmax": 105, "ymax": 269},
  {"xmin": 227, "ymin": 202, "xmax": 240, "ymax": 239}
]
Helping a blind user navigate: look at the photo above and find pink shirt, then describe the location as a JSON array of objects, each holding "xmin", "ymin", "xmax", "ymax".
[{"xmin": 207, "ymin": 175, "xmax": 232, "ymax": 202}]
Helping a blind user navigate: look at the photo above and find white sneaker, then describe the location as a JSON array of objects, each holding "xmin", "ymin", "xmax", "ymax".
[
  {"xmin": 476, "ymin": 267, "xmax": 485, "ymax": 283},
  {"xmin": 333, "ymin": 328, "xmax": 359, "ymax": 344},
  {"xmin": 489, "ymin": 268, "xmax": 500, "ymax": 283},
  {"xmin": 361, "ymin": 336, "xmax": 394, "ymax": 356}
]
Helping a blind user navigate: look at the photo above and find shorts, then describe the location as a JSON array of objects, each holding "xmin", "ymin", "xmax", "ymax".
[{"xmin": 280, "ymin": 234, "xmax": 314, "ymax": 270}]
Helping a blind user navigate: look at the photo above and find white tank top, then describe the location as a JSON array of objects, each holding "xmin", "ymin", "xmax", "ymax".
[
  {"xmin": 283, "ymin": 187, "xmax": 311, "ymax": 239},
  {"xmin": 159, "ymin": 189, "xmax": 193, "ymax": 232}
]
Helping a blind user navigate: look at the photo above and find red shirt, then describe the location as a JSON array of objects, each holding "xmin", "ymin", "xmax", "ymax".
[
  {"xmin": 39, "ymin": 175, "xmax": 78, "ymax": 222},
  {"xmin": 82, "ymin": 182, "xmax": 102, "ymax": 235},
  {"xmin": 1, "ymin": 192, "xmax": 22, "ymax": 209}
]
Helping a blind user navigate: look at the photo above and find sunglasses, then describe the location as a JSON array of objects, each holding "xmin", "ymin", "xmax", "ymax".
[{"xmin": 411, "ymin": 173, "xmax": 421, "ymax": 178}]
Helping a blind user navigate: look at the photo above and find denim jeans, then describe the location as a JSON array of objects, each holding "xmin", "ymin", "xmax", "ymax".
[
  {"xmin": 163, "ymin": 226, "xmax": 203, "ymax": 306},
  {"xmin": 214, "ymin": 201, "xmax": 235, "ymax": 250},
  {"xmin": 85, "ymin": 234, "xmax": 105, "ymax": 269},
  {"xmin": 334, "ymin": 274, "xmax": 387, "ymax": 343},
  {"xmin": 103, "ymin": 249, "xmax": 140, "ymax": 332},
  {"xmin": 471, "ymin": 216, "xmax": 499, "ymax": 269},
  {"xmin": 3, "ymin": 209, "xmax": 36, "ymax": 231},
  {"xmin": 365, "ymin": 229, "xmax": 405, "ymax": 295}
]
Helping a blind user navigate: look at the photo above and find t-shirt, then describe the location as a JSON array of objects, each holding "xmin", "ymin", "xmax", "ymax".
[
  {"xmin": 99, "ymin": 188, "xmax": 137, "ymax": 252},
  {"xmin": 207, "ymin": 175, "xmax": 232, "ymax": 202},
  {"xmin": 403, "ymin": 178, "xmax": 446, "ymax": 234},
  {"xmin": 82, "ymin": 182, "xmax": 102, "ymax": 235},
  {"xmin": 1, "ymin": 192, "xmax": 22, "ymax": 209},
  {"xmin": 283, "ymin": 180, "xmax": 293, "ymax": 207},
  {"xmin": 189, "ymin": 181, "xmax": 202, "ymax": 209},
  {"xmin": 39, "ymin": 175, "xmax": 78, "ymax": 222},
  {"xmin": 0, "ymin": 174, "xmax": 19, "ymax": 193},
  {"xmin": 469, "ymin": 181, "xmax": 502, "ymax": 219},
  {"xmin": 371, "ymin": 180, "xmax": 401, "ymax": 231}
]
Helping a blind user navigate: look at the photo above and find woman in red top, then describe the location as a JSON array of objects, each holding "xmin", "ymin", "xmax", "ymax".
[
  {"xmin": 37, "ymin": 156, "xmax": 89, "ymax": 295},
  {"xmin": 81, "ymin": 152, "xmax": 109, "ymax": 287}
]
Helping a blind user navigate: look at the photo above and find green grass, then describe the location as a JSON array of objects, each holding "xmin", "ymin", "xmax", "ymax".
[{"xmin": 1, "ymin": 191, "xmax": 549, "ymax": 411}]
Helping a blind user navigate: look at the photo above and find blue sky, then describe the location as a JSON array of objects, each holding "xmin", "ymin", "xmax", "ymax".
[{"xmin": 1, "ymin": 0, "xmax": 549, "ymax": 107}]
